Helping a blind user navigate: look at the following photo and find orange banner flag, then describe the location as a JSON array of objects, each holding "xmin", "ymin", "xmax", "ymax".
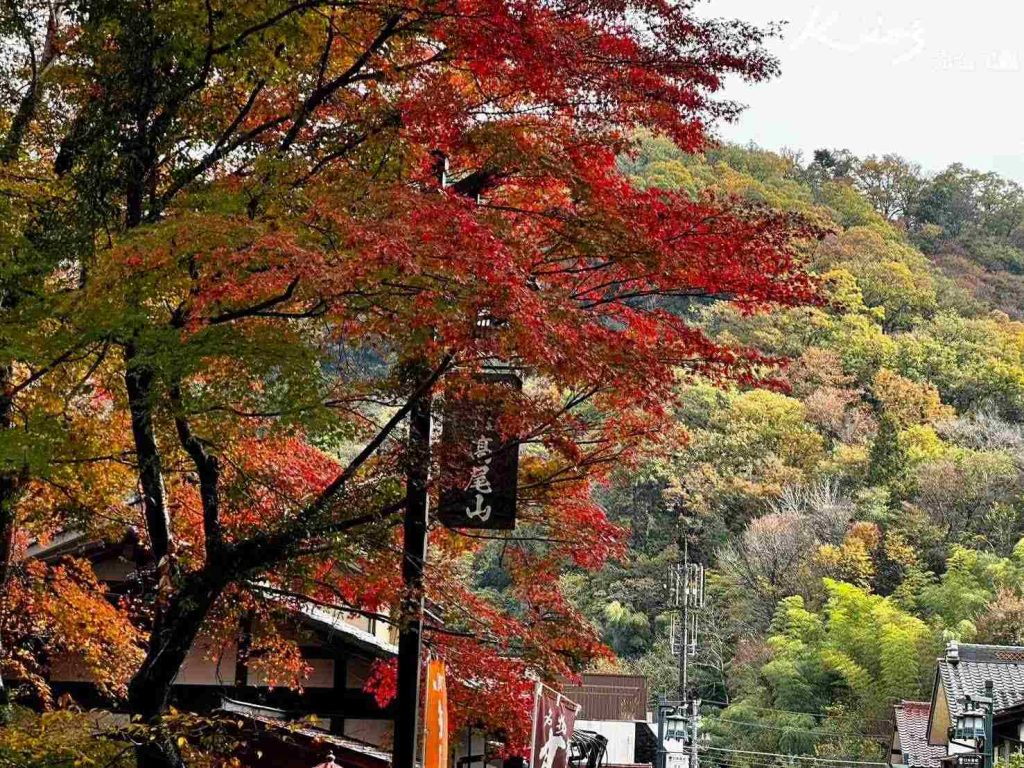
[{"xmin": 424, "ymin": 659, "xmax": 449, "ymax": 768}]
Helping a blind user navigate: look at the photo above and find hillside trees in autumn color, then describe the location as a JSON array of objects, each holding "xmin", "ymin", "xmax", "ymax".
[
  {"xmin": 572, "ymin": 136, "xmax": 1024, "ymax": 763},
  {"xmin": 0, "ymin": 1, "xmax": 821, "ymax": 766}
]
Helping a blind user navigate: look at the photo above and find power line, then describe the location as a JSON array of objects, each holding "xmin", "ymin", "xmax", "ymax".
[
  {"xmin": 709, "ymin": 718, "xmax": 890, "ymax": 740},
  {"xmin": 700, "ymin": 751, "xmax": 884, "ymax": 766},
  {"xmin": 701, "ymin": 754, "xmax": 808, "ymax": 765},
  {"xmin": 702, "ymin": 700, "xmax": 893, "ymax": 727},
  {"xmin": 704, "ymin": 753, "xmax": 880, "ymax": 765},
  {"xmin": 701, "ymin": 757, "xmax": 872, "ymax": 768},
  {"xmin": 699, "ymin": 754, "xmax": 884, "ymax": 768},
  {"xmin": 701, "ymin": 747, "xmax": 886, "ymax": 766},
  {"xmin": 701, "ymin": 755, "xmax": 810, "ymax": 766},
  {"xmin": 701, "ymin": 754, "xmax": 874, "ymax": 768},
  {"xmin": 701, "ymin": 746, "xmax": 887, "ymax": 766},
  {"xmin": 702, "ymin": 699, "xmax": 881, "ymax": 719},
  {"xmin": 699, "ymin": 754, "xmax": 881, "ymax": 768}
]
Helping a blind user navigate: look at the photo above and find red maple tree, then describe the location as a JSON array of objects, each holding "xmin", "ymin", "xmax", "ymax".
[{"xmin": 0, "ymin": 1, "xmax": 821, "ymax": 766}]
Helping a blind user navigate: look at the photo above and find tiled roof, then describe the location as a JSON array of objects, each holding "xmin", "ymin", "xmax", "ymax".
[
  {"xmin": 250, "ymin": 583, "xmax": 398, "ymax": 658},
  {"xmin": 893, "ymin": 701, "xmax": 945, "ymax": 768},
  {"xmin": 296, "ymin": 602, "xmax": 398, "ymax": 657},
  {"xmin": 937, "ymin": 643, "xmax": 1024, "ymax": 717},
  {"xmin": 221, "ymin": 698, "xmax": 392, "ymax": 765}
]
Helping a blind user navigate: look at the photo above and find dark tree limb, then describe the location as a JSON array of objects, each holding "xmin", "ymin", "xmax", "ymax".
[
  {"xmin": 206, "ymin": 276, "xmax": 301, "ymax": 325},
  {"xmin": 0, "ymin": 367, "xmax": 22, "ymax": 707},
  {"xmin": 278, "ymin": 12, "xmax": 405, "ymax": 151},
  {"xmin": 127, "ymin": 569, "xmax": 226, "ymax": 768},
  {"xmin": 124, "ymin": 342, "xmax": 173, "ymax": 565},
  {"xmin": 123, "ymin": 354, "xmax": 450, "ymax": 754},
  {"xmin": 170, "ymin": 386, "xmax": 223, "ymax": 557},
  {"xmin": 154, "ymin": 88, "xmax": 280, "ymax": 215},
  {"xmin": 0, "ymin": 2, "xmax": 60, "ymax": 685},
  {"xmin": 300, "ymin": 353, "xmax": 453, "ymax": 521},
  {"xmin": 0, "ymin": 5, "xmax": 60, "ymax": 163},
  {"xmin": 210, "ymin": 0, "xmax": 352, "ymax": 56}
]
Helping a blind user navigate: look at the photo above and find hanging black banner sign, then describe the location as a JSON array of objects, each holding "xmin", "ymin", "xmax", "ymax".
[{"xmin": 437, "ymin": 372, "xmax": 521, "ymax": 530}]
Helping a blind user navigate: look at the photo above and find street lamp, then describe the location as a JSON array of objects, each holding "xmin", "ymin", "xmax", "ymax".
[
  {"xmin": 657, "ymin": 698, "xmax": 697, "ymax": 768},
  {"xmin": 664, "ymin": 708, "xmax": 689, "ymax": 743},
  {"xmin": 948, "ymin": 681, "xmax": 995, "ymax": 768},
  {"xmin": 953, "ymin": 707, "xmax": 986, "ymax": 744}
]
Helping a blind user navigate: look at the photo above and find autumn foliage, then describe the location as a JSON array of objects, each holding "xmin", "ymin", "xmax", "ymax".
[{"xmin": 0, "ymin": 0, "xmax": 820, "ymax": 763}]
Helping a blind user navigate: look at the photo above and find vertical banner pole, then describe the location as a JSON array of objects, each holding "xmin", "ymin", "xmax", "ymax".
[
  {"xmin": 393, "ymin": 383, "xmax": 434, "ymax": 768},
  {"xmin": 424, "ymin": 659, "xmax": 450, "ymax": 768},
  {"xmin": 528, "ymin": 682, "xmax": 542, "ymax": 768},
  {"xmin": 530, "ymin": 684, "xmax": 579, "ymax": 768}
]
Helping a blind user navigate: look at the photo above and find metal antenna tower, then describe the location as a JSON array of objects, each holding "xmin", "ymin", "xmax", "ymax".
[
  {"xmin": 667, "ymin": 540, "xmax": 704, "ymax": 768},
  {"xmin": 669, "ymin": 541, "xmax": 705, "ymax": 696}
]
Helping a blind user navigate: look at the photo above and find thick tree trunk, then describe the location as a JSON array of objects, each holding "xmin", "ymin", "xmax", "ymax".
[
  {"xmin": 0, "ymin": 367, "xmax": 22, "ymax": 708},
  {"xmin": 128, "ymin": 570, "xmax": 227, "ymax": 768},
  {"xmin": 0, "ymin": 478, "xmax": 16, "ymax": 709},
  {"xmin": 124, "ymin": 343, "xmax": 172, "ymax": 564},
  {"xmin": 0, "ymin": 7, "xmax": 59, "ymax": 165},
  {"xmin": 123, "ymin": 345, "xmax": 181, "ymax": 766}
]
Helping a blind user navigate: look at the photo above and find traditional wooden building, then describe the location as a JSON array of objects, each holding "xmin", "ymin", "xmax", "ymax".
[
  {"xmin": 27, "ymin": 530, "xmax": 630, "ymax": 768},
  {"xmin": 27, "ymin": 530, "xmax": 398, "ymax": 763},
  {"xmin": 562, "ymin": 673, "xmax": 657, "ymax": 768},
  {"xmin": 890, "ymin": 701, "xmax": 945, "ymax": 768},
  {"xmin": 889, "ymin": 642, "xmax": 1024, "ymax": 768}
]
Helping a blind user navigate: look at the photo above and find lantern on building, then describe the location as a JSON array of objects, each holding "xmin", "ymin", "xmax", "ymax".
[
  {"xmin": 663, "ymin": 708, "xmax": 689, "ymax": 744},
  {"xmin": 948, "ymin": 683, "xmax": 995, "ymax": 768},
  {"xmin": 954, "ymin": 705, "xmax": 987, "ymax": 744}
]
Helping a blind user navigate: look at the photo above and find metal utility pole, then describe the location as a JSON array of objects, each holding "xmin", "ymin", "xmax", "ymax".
[
  {"xmin": 671, "ymin": 541, "xmax": 704, "ymax": 701},
  {"xmin": 678, "ymin": 547, "xmax": 686, "ymax": 698},
  {"xmin": 393, "ymin": 384, "xmax": 433, "ymax": 768},
  {"xmin": 657, "ymin": 695, "xmax": 667, "ymax": 768},
  {"xmin": 677, "ymin": 543, "xmax": 688, "ymax": 699},
  {"xmin": 667, "ymin": 540, "xmax": 704, "ymax": 768},
  {"xmin": 690, "ymin": 697, "xmax": 700, "ymax": 768},
  {"xmin": 983, "ymin": 680, "xmax": 994, "ymax": 768}
]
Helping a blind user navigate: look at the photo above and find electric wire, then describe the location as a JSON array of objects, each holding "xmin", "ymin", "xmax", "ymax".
[
  {"xmin": 699, "ymin": 754, "xmax": 883, "ymax": 768},
  {"xmin": 702, "ymin": 700, "xmax": 893, "ymax": 727},
  {"xmin": 701, "ymin": 745, "xmax": 887, "ymax": 765},
  {"xmin": 709, "ymin": 718, "xmax": 890, "ymax": 740},
  {"xmin": 700, "ymin": 752, "xmax": 875, "ymax": 764},
  {"xmin": 700, "ymin": 754, "xmax": 875, "ymax": 768},
  {"xmin": 697, "ymin": 753, "xmax": 882, "ymax": 768},
  {"xmin": 699, "ymin": 751, "xmax": 883, "ymax": 765}
]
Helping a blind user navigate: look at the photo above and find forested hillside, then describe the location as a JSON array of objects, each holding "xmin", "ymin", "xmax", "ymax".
[{"xmin": 567, "ymin": 137, "xmax": 1024, "ymax": 758}]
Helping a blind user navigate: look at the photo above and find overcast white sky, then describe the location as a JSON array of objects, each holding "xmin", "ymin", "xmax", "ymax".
[{"xmin": 702, "ymin": 1, "xmax": 1024, "ymax": 182}]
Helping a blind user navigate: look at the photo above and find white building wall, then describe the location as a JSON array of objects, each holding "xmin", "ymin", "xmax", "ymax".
[
  {"xmin": 173, "ymin": 637, "xmax": 237, "ymax": 686},
  {"xmin": 948, "ymin": 738, "xmax": 977, "ymax": 756},
  {"xmin": 343, "ymin": 718, "xmax": 393, "ymax": 748},
  {"xmin": 575, "ymin": 719, "xmax": 641, "ymax": 765}
]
